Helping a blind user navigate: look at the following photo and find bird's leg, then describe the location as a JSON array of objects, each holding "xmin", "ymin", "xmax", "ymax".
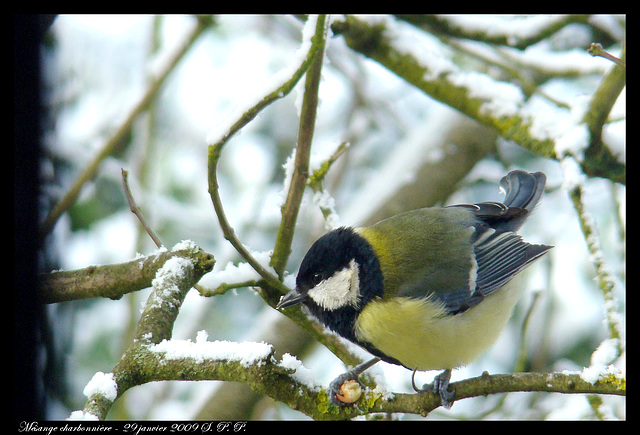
[
  {"xmin": 329, "ymin": 357, "xmax": 380, "ymax": 406},
  {"xmin": 412, "ymin": 368, "xmax": 455, "ymax": 409}
]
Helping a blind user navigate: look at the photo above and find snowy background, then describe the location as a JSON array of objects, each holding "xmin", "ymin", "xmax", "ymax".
[{"xmin": 40, "ymin": 15, "xmax": 624, "ymax": 420}]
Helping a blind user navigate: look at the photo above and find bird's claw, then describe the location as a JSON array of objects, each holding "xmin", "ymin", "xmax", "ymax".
[{"xmin": 413, "ymin": 369, "xmax": 455, "ymax": 409}]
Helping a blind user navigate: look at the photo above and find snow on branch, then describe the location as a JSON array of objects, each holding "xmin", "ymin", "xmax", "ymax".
[
  {"xmin": 40, "ymin": 241, "xmax": 215, "ymax": 304},
  {"xmin": 331, "ymin": 15, "xmax": 625, "ymax": 184},
  {"xmin": 397, "ymin": 15, "xmax": 589, "ymax": 50},
  {"xmin": 206, "ymin": 15, "xmax": 329, "ymax": 304},
  {"xmin": 206, "ymin": 15, "xmax": 326, "ymax": 149}
]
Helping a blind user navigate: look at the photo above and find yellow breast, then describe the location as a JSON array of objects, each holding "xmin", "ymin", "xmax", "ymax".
[{"xmin": 354, "ymin": 283, "xmax": 523, "ymax": 370}]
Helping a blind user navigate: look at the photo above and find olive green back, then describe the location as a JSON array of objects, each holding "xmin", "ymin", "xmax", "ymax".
[{"xmin": 358, "ymin": 207, "xmax": 475, "ymax": 300}]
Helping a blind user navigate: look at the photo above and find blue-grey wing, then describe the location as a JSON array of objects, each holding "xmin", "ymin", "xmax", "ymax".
[
  {"xmin": 399, "ymin": 170, "xmax": 551, "ymax": 315},
  {"xmin": 430, "ymin": 223, "xmax": 551, "ymax": 315}
]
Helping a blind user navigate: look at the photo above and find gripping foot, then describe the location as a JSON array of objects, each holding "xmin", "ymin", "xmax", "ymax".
[{"xmin": 412, "ymin": 369, "xmax": 455, "ymax": 409}]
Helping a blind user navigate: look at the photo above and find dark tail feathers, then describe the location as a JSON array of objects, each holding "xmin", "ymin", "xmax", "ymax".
[{"xmin": 501, "ymin": 170, "xmax": 546, "ymax": 212}]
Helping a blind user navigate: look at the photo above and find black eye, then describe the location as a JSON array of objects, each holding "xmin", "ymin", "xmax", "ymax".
[{"xmin": 312, "ymin": 273, "xmax": 324, "ymax": 285}]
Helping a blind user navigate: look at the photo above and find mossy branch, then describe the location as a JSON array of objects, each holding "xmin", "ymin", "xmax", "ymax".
[
  {"xmin": 40, "ymin": 246, "xmax": 214, "ymax": 304},
  {"xmin": 80, "ymin": 242, "xmax": 214, "ymax": 419},
  {"xmin": 331, "ymin": 16, "xmax": 556, "ymax": 158},
  {"xmin": 331, "ymin": 15, "xmax": 625, "ymax": 185},
  {"xmin": 568, "ymin": 183, "xmax": 624, "ymax": 349},
  {"xmin": 397, "ymin": 15, "xmax": 590, "ymax": 50},
  {"xmin": 82, "ymin": 343, "xmax": 625, "ymax": 421},
  {"xmin": 581, "ymin": 45, "xmax": 626, "ymax": 182}
]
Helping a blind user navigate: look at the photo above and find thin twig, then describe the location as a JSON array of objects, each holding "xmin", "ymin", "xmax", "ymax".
[
  {"xmin": 122, "ymin": 167, "xmax": 211, "ymax": 296},
  {"xmin": 271, "ymin": 15, "xmax": 328, "ymax": 278},
  {"xmin": 307, "ymin": 141, "xmax": 350, "ymax": 189},
  {"xmin": 205, "ymin": 18, "xmax": 325, "ymax": 149},
  {"xmin": 208, "ymin": 142, "xmax": 361, "ymax": 365},
  {"xmin": 513, "ymin": 290, "xmax": 543, "ymax": 373},
  {"xmin": 206, "ymin": 15, "xmax": 328, "ymax": 302},
  {"xmin": 207, "ymin": 144, "xmax": 286, "ymax": 301},
  {"xmin": 307, "ymin": 141, "xmax": 349, "ymax": 227},
  {"xmin": 199, "ymin": 280, "xmax": 260, "ymax": 298},
  {"xmin": 587, "ymin": 43, "xmax": 626, "ymax": 68},
  {"xmin": 121, "ymin": 168, "xmax": 163, "ymax": 249}
]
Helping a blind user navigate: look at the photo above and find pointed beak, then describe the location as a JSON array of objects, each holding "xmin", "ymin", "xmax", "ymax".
[{"xmin": 276, "ymin": 288, "xmax": 305, "ymax": 309}]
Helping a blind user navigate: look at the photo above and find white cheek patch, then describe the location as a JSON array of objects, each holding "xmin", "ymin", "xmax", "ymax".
[{"xmin": 308, "ymin": 259, "xmax": 360, "ymax": 311}]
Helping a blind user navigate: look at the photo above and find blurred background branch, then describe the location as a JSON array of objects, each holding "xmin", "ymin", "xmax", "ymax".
[{"xmin": 39, "ymin": 17, "xmax": 213, "ymax": 241}]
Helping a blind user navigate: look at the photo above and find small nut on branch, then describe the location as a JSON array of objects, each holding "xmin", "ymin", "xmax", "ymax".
[{"xmin": 335, "ymin": 379, "xmax": 362, "ymax": 404}]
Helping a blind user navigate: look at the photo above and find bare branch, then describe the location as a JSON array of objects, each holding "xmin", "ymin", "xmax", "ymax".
[
  {"xmin": 587, "ymin": 43, "xmax": 626, "ymax": 68},
  {"xmin": 40, "ymin": 245, "xmax": 215, "ymax": 304},
  {"xmin": 121, "ymin": 168, "xmax": 163, "ymax": 249},
  {"xmin": 81, "ymin": 243, "xmax": 214, "ymax": 419},
  {"xmin": 271, "ymin": 15, "xmax": 328, "ymax": 278}
]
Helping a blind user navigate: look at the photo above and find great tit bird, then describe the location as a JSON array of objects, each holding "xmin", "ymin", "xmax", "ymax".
[{"xmin": 277, "ymin": 170, "xmax": 552, "ymax": 408}]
